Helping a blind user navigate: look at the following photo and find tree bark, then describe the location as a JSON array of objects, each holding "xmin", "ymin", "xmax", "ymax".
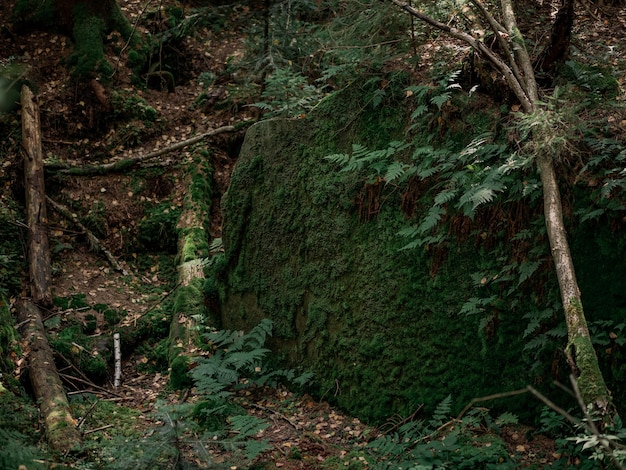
[
  {"xmin": 534, "ymin": 0, "xmax": 575, "ymax": 75},
  {"xmin": 537, "ymin": 154, "xmax": 612, "ymax": 415},
  {"xmin": 20, "ymin": 85, "xmax": 82, "ymax": 452},
  {"xmin": 16, "ymin": 298, "xmax": 82, "ymax": 452},
  {"xmin": 22, "ymin": 85, "xmax": 53, "ymax": 308}
]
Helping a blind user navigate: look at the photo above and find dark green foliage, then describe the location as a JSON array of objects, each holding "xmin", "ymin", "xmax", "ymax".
[
  {"xmin": 0, "ymin": 203, "xmax": 25, "ymax": 298},
  {"xmin": 135, "ymin": 202, "xmax": 182, "ymax": 253},
  {"xmin": 0, "ymin": 428, "xmax": 45, "ymax": 470},
  {"xmin": 561, "ymin": 60, "xmax": 619, "ymax": 102},
  {"xmin": 366, "ymin": 399, "xmax": 518, "ymax": 469},
  {"xmin": 192, "ymin": 398, "xmax": 243, "ymax": 432},
  {"xmin": 67, "ymin": 12, "xmax": 111, "ymax": 79},
  {"xmin": 0, "ymin": 297, "xmax": 17, "ymax": 373},
  {"xmin": 218, "ymin": 92, "xmax": 533, "ymax": 422},
  {"xmin": 169, "ymin": 355, "xmax": 193, "ymax": 390},
  {"xmin": 109, "ymin": 91, "xmax": 158, "ymax": 123},
  {"xmin": 54, "ymin": 293, "xmax": 90, "ymax": 310},
  {"xmin": 93, "ymin": 303, "xmax": 125, "ymax": 326},
  {"xmin": 12, "ymin": 0, "xmax": 56, "ymax": 29},
  {"xmin": 254, "ymin": 68, "xmax": 324, "ymax": 118},
  {"xmin": 51, "ymin": 323, "xmax": 109, "ymax": 383}
]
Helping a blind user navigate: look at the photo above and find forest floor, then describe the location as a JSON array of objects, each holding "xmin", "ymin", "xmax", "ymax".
[{"xmin": 2, "ymin": 0, "xmax": 626, "ymax": 467}]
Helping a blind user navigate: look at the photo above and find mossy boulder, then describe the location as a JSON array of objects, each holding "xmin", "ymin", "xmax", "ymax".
[
  {"xmin": 216, "ymin": 117, "xmax": 530, "ymax": 422},
  {"xmin": 216, "ymin": 92, "xmax": 626, "ymax": 423}
]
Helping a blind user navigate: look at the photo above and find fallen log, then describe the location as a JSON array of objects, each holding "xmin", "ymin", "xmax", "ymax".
[
  {"xmin": 17, "ymin": 298, "xmax": 82, "ymax": 453},
  {"xmin": 21, "ymin": 84, "xmax": 52, "ymax": 308},
  {"xmin": 54, "ymin": 125, "xmax": 236, "ymax": 175},
  {"xmin": 20, "ymin": 85, "xmax": 82, "ymax": 452}
]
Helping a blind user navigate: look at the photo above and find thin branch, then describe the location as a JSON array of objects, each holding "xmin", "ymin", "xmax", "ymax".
[
  {"xmin": 388, "ymin": 0, "xmax": 534, "ymax": 112},
  {"xmin": 526, "ymin": 385, "xmax": 581, "ymax": 427},
  {"xmin": 456, "ymin": 388, "xmax": 529, "ymax": 420},
  {"xmin": 83, "ymin": 424, "xmax": 114, "ymax": 435},
  {"xmin": 469, "ymin": 0, "xmax": 528, "ymax": 95},
  {"xmin": 77, "ymin": 399, "xmax": 100, "ymax": 429},
  {"xmin": 46, "ymin": 196, "xmax": 129, "ymax": 276},
  {"xmin": 54, "ymin": 125, "xmax": 236, "ymax": 175},
  {"xmin": 500, "ymin": 0, "xmax": 538, "ymax": 102}
]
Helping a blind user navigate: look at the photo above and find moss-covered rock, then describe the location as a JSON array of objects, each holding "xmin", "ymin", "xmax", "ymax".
[
  {"xmin": 216, "ymin": 116, "xmax": 529, "ymax": 423},
  {"xmin": 216, "ymin": 84, "xmax": 626, "ymax": 423}
]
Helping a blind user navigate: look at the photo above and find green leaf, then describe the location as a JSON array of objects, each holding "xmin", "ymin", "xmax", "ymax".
[
  {"xmin": 517, "ymin": 260, "xmax": 541, "ymax": 286},
  {"xmin": 418, "ymin": 206, "xmax": 446, "ymax": 234},
  {"xmin": 430, "ymin": 91, "xmax": 451, "ymax": 110},
  {"xmin": 384, "ymin": 161, "xmax": 410, "ymax": 183}
]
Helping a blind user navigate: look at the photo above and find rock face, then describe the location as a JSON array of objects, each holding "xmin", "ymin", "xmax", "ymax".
[
  {"xmin": 217, "ymin": 117, "xmax": 528, "ymax": 422},
  {"xmin": 217, "ymin": 113, "xmax": 626, "ymax": 423}
]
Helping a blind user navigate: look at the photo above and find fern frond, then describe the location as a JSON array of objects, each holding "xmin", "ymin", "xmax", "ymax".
[
  {"xmin": 410, "ymin": 104, "xmax": 428, "ymax": 120},
  {"xmin": 517, "ymin": 260, "xmax": 541, "ymax": 286},
  {"xmin": 384, "ymin": 162, "xmax": 410, "ymax": 184},
  {"xmin": 324, "ymin": 153, "xmax": 350, "ymax": 166},
  {"xmin": 430, "ymin": 91, "xmax": 451, "ymax": 110},
  {"xmin": 433, "ymin": 187, "xmax": 457, "ymax": 206},
  {"xmin": 229, "ymin": 415, "xmax": 269, "ymax": 440},
  {"xmin": 223, "ymin": 349, "xmax": 270, "ymax": 370},
  {"xmin": 429, "ymin": 394, "xmax": 452, "ymax": 428},
  {"xmin": 418, "ymin": 206, "xmax": 446, "ymax": 234}
]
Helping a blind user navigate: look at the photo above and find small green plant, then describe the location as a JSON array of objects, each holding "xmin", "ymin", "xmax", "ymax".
[
  {"xmin": 135, "ymin": 202, "xmax": 182, "ymax": 254},
  {"xmin": 253, "ymin": 67, "xmax": 324, "ymax": 117},
  {"xmin": 0, "ymin": 429, "xmax": 46, "ymax": 470},
  {"xmin": 366, "ymin": 396, "xmax": 518, "ymax": 469}
]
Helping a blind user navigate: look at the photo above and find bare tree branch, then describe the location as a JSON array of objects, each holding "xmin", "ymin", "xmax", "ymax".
[{"xmin": 388, "ymin": 0, "xmax": 534, "ymax": 111}]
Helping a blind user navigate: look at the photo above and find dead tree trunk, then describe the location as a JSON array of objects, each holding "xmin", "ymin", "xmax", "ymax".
[
  {"xmin": 20, "ymin": 85, "xmax": 82, "ymax": 452},
  {"xmin": 21, "ymin": 85, "xmax": 52, "ymax": 308},
  {"xmin": 17, "ymin": 299, "xmax": 82, "ymax": 453}
]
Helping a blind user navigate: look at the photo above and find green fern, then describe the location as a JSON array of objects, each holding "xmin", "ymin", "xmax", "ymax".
[
  {"xmin": 430, "ymin": 91, "xmax": 451, "ymax": 110},
  {"xmin": 0, "ymin": 429, "xmax": 45, "ymax": 470},
  {"xmin": 428, "ymin": 394, "xmax": 452, "ymax": 429}
]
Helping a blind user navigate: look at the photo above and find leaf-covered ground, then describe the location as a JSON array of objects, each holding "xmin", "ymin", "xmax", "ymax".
[{"xmin": 2, "ymin": 0, "xmax": 626, "ymax": 467}]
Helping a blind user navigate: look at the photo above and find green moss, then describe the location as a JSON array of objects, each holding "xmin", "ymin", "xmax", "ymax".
[
  {"xmin": 54, "ymin": 293, "xmax": 89, "ymax": 311},
  {"xmin": 0, "ymin": 296, "xmax": 17, "ymax": 373},
  {"xmin": 169, "ymin": 355, "xmax": 193, "ymax": 390},
  {"xmin": 0, "ymin": 203, "xmax": 25, "ymax": 298},
  {"xmin": 51, "ymin": 323, "xmax": 110, "ymax": 383},
  {"xmin": 68, "ymin": 13, "xmax": 110, "ymax": 79},
  {"xmin": 218, "ymin": 104, "xmax": 531, "ymax": 422},
  {"xmin": 13, "ymin": 0, "xmax": 56, "ymax": 28},
  {"xmin": 135, "ymin": 202, "xmax": 182, "ymax": 253},
  {"xmin": 216, "ymin": 76, "xmax": 626, "ymax": 423}
]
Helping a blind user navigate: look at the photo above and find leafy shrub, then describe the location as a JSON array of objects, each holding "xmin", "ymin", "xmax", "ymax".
[
  {"xmin": 366, "ymin": 397, "xmax": 518, "ymax": 469},
  {"xmin": 254, "ymin": 67, "xmax": 324, "ymax": 118},
  {"xmin": 135, "ymin": 202, "xmax": 182, "ymax": 253}
]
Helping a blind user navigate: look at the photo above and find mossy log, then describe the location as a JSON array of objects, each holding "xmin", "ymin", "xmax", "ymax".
[
  {"xmin": 16, "ymin": 298, "xmax": 82, "ymax": 452},
  {"xmin": 21, "ymin": 85, "xmax": 53, "ymax": 308},
  {"xmin": 168, "ymin": 153, "xmax": 215, "ymax": 388}
]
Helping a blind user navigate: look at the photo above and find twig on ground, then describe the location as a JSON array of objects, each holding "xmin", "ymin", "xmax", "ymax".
[
  {"xmin": 46, "ymin": 196, "xmax": 129, "ymax": 276},
  {"xmin": 83, "ymin": 424, "xmax": 114, "ymax": 435}
]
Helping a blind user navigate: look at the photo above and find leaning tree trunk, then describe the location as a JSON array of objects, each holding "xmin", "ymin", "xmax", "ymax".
[
  {"xmin": 391, "ymin": 0, "xmax": 615, "ymax": 420},
  {"xmin": 20, "ymin": 85, "xmax": 82, "ymax": 452},
  {"xmin": 537, "ymin": 154, "xmax": 612, "ymax": 415}
]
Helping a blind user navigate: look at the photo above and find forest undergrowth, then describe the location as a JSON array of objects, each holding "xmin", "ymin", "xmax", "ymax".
[{"xmin": 1, "ymin": 0, "xmax": 626, "ymax": 468}]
